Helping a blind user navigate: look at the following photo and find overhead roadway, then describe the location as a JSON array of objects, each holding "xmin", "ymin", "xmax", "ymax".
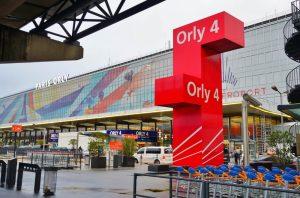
[{"xmin": 0, "ymin": 0, "xmax": 166, "ymax": 63}]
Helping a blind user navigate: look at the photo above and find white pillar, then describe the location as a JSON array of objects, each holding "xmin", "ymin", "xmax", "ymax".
[{"xmin": 242, "ymin": 100, "xmax": 249, "ymax": 166}]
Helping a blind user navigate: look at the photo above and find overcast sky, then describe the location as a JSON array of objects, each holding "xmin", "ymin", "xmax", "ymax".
[{"xmin": 0, "ymin": 0, "xmax": 291, "ymax": 98}]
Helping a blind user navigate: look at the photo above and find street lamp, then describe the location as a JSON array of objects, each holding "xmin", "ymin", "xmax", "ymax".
[{"xmin": 271, "ymin": 85, "xmax": 287, "ymax": 132}]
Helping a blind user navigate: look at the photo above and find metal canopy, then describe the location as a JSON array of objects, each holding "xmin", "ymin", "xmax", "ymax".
[
  {"xmin": 278, "ymin": 103, "xmax": 300, "ymax": 121},
  {"xmin": 0, "ymin": 0, "xmax": 166, "ymax": 43}
]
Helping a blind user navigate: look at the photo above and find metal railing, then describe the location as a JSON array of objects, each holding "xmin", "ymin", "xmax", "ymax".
[
  {"xmin": 289, "ymin": 122, "xmax": 300, "ymax": 138},
  {"xmin": 284, "ymin": 1, "xmax": 300, "ymax": 53},
  {"xmin": 286, "ymin": 65, "xmax": 300, "ymax": 91},
  {"xmin": 28, "ymin": 151, "xmax": 81, "ymax": 169},
  {"xmin": 292, "ymin": 0, "xmax": 300, "ymax": 24},
  {"xmin": 133, "ymin": 172, "xmax": 300, "ymax": 198},
  {"xmin": 283, "ymin": 18, "xmax": 298, "ymax": 47}
]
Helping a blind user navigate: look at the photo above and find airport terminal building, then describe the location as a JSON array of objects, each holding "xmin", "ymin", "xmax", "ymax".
[{"xmin": 0, "ymin": 14, "xmax": 296, "ymax": 154}]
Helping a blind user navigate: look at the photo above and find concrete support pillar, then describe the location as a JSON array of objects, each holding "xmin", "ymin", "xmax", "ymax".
[{"xmin": 0, "ymin": 25, "xmax": 83, "ymax": 63}]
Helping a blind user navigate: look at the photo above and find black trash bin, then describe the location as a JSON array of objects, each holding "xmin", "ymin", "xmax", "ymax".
[
  {"xmin": 6, "ymin": 158, "xmax": 17, "ymax": 189},
  {"xmin": 113, "ymin": 155, "xmax": 122, "ymax": 168}
]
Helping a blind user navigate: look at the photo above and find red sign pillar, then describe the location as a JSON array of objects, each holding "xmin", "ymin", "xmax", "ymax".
[{"xmin": 155, "ymin": 12, "xmax": 244, "ymax": 167}]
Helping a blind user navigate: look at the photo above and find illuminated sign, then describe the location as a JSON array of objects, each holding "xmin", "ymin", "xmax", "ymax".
[
  {"xmin": 36, "ymin": 74, "xmax": 70, "ymax": 90},
  {"xmin": 106, "ymin": 130, "xmax": 157, "ymax": 142},
  {"xmin": 12, "ymin": 124, "xmax": 22, "ymax": 133},
  {"xmin": 109, "ymin": 141, "xmax": 123, "ymax": 150},
  {"xmin": 49, "ymin": 132, "xmax": 59, "ymax": 143}
]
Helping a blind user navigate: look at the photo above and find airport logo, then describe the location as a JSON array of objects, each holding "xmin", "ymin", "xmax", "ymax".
[
  {"xmin": 36, "ymin": 74, "xmax": 70, "ymax": 90},
  {"xmin": 222, "ymin": 57, "xmax": 238, "ymax": 87}
]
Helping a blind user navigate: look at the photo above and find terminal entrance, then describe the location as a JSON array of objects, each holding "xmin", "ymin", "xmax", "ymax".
[{"xmin": 0, "ymin": 102, "xmax": 283, "ymax": 163}]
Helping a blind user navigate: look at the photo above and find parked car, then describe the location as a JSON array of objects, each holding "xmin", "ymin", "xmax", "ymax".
[{"xmin": 133, "ymin": 146, "xmax": 173, "ymax": 165}]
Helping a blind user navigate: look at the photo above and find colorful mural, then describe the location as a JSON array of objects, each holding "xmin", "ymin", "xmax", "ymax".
[{"xmin": 0, "ymin": 58, "xmax": 172, "ymax": 125}]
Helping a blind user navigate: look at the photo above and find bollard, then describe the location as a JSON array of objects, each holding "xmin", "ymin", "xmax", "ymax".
[
  {"xmin": 140, "ymin": 155, "xmax": 143, "ymax": 165},
  {"xmin": 133, "ymin": 173, "xmax": 137, "ymax": 198},
  {"xmin": 6, "ymin": 158, "xmax": 17, "ymax": 189},
  {"xmin": 41, "ymin": 153, "xmax": 44, "ymax": 168},
  {"xmin": 16, "ymin": 165, "xmax": 23, "ymax": 191},
  {"xmin": 169, "ymin": 172, "xmax": 173, "ymax": 198},
  {"xmin": 108, "ymin": 150, "xmax": 111, "ymax": 168},
  {"xmin": 67, "ymin": 155, "xmax": 70, "ymax": 168},
  {"xmin": 0, "ymin": 160, "xmax": 7, "ymax": 187},
  {"xmin": 113, "ymin": 155, "xmax": 119, "ymax": 168},
  {"xmin": 80, "ymin": 154, "xmax": 82, "ymax": 170},
  {"xmin": 34, "ymin": 168, "xmax": 41, "ymax": 194},
  {"xmin": 43, "ymin": 167, "xmax": 58, "ymax": 196}
]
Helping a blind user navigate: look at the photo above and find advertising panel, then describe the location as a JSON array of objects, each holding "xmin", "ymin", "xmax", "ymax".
[
  {"xmin": 49, "ymin": 132, "xmax": 59, "ymax": 143},
  {"xmin": 109, "ymin": 141, "xmax": 123, "ymax": 150}
]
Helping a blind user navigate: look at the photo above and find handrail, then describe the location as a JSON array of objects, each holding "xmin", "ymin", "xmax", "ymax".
[
  {"xmin": 289, "ymin": 122, "xmax": 299, "ymax": 138},
  {"xmin": 283, "ymin": 18, "xmax": 297, "ymax": 46},
  {"xmin": 133, "ymin": 172, "xmax": 300, "ymax": 198},
  {"xmin": 285, "ymin": 1, "xmax": 300, "ymax": 101},
  {"xmin": 292, "ymin": 0, "xmax": 300, "ymax": 23},
  {"xmin": 286, "ymin": 65, "xmax": 300, "ymax": 91},
  {"xmin": 284, "ymin": 1, "xmax": 300, "ymax": 47}
]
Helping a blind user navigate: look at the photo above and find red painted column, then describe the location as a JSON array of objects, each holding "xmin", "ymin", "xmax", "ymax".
[{"xmin": 155, "ymin": 12, "xmax": 245, "ymax": 167}]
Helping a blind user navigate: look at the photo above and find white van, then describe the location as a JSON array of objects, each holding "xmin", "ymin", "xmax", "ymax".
[{"xmin": 133, "ymin": 146, "xmax": 173, "ymax": 165}]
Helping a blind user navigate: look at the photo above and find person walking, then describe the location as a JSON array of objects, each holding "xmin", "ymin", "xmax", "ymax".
[{"xmin": 234, "ymin": 150, "xmax": 240, "ymax": 165}]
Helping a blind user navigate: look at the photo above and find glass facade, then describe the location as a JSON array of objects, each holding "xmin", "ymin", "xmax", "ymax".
[{"xmin": 222, "ymin": 15, "xmax": 298, "ymax": 110}]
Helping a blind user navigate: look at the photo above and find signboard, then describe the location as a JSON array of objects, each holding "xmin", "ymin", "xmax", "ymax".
[
  {"xmin": 106, "ymin": 130, "xmax": 157, "ymax": 142},
  {"xmin": 36, "ymin": 74, "xmax": 69, "ymax": 90},
  {"xmin": 49, "ymin": 132, "xmax": 59, "ymax": 143},
  {"xmin": 155, "ymin": 12, "xmax": 244, "ymax": 167},
  {"xmin": 109, "ymin": 141, "xmax": 123, "ymax": 150},
  {"xmin": 12, "ymin": 125, "xmax": 22, "ymax": 133}
]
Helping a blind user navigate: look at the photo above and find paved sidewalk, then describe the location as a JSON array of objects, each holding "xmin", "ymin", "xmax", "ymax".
[{"xmin": 0, "ymin": 165, "xmax": 169, "ymax": 198}]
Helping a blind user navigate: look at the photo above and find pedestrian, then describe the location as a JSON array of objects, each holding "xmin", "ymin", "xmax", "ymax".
[
  {"xmin": 234, "ymin": 150, "xmax": 240, "ymax": 165},
  {"xmin": 78, "ymin": 146, "xmax": 83, "ymax": 157},
  {"xmin": 78, "ymin": 146, "xmax": 83, "ymax": 153},
  {"xmin": 239, "ymin": 150, "xmax": 242, "ymax": 165}
]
